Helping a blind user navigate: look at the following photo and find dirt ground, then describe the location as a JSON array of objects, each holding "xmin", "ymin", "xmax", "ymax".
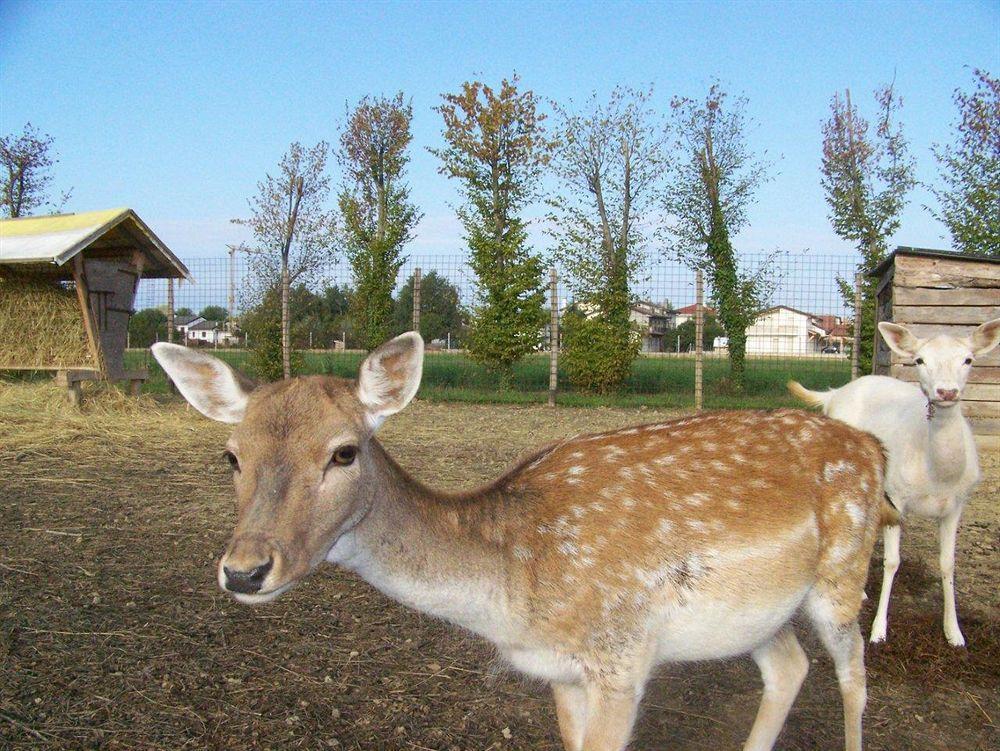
[{"xmin": 1, "ymin": 386, "xmax": 998, "ymax": 750}]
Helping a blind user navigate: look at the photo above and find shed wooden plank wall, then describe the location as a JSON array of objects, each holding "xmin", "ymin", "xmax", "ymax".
[{"xmin": 875, "ymin": 252, "xmax": 1000, "ymax": 451}]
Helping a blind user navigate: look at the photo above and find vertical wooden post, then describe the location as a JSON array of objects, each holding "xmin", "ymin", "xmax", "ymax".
[
  {"xmin": 166, "ymin": 277, "xmax": 177, "ymax": 393},
  {"xmin": 412, "ymin": 267, "xmax": 421, "ymax": 333},
  {"xmin": 852, "ymin": 271, "xmax": 862, "ymax": 380},
  {"xmin": 695, "ymin": 270, "xmax": 704, "ymax": 412},
  {"xmin": 166, "ymin": 278, "xmax": 175, "ymax": 343},
  {"xmin": 548, "ymin": 267, "xmax": 558, "ymax": 407}
]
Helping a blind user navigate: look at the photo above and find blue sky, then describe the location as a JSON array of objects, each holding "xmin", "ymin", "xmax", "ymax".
[{"xmin": 1, "ymin": 0, "xmax": 998, "ymax": 262}]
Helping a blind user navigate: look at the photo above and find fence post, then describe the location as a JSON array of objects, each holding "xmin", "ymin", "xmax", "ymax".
[
  {"xmin": 548, "ymin": 267, "xmax": 558, "ymax": 407},
  {"xmin": 412, "ymin": 267, "xmax": 421, "ymax": 334},
  {"xmin": 166, "ymin": 278, "xmax": 177, "ymax": 393},
  {"xmin": 695, "ymin": 269, "xmax": 704, "ymax": 412},
  {"xmin": 166, "ymin": 278, "xmax": 175, "ymax": 343},
  {"xmin": 851, "ymin": 272, "xmax": 862, "ymax": 380}
]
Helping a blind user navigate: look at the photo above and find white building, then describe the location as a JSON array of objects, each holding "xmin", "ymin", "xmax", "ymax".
[{"xmin": 744, "ymin": 306, "xmax": 827, "ymax": 355}]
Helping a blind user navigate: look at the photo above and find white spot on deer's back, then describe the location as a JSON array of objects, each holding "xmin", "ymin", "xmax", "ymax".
[
  {"xmin": 823, "ymin": 460, "xmax": 854, "ymax": 482},
  {"xmin": 844, "ymin": 501, "xmax": 865, "ymax": 527}
]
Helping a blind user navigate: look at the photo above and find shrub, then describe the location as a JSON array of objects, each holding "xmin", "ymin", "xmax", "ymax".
[
  {"xmin": 561, "ymin": 309, "xmax": 640, "ymax": 393},
  {"xmin": 246, "ymin": 315, "xmax": 303, "ymax": 382}
]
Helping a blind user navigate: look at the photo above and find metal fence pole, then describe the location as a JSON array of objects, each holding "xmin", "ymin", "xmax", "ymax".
[
  {"xmin": 851, "ymin": 272, "xmax": 862, "ymax": 380},
  {"xmin": 695, "ymin": 270, "xmax": 704, "ymax": 412},
  {"xmin": 548, "ymin": 267, "xmax": 558, "ymax": 407},
  {"xmin": 412, "ymin": 267, "xmax": 421, "ymax": 334}
]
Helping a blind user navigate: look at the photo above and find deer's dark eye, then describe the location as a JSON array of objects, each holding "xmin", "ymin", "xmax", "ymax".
[
  {"xmin": 914, "ymin": 357, "xmax": 924, "ymax": 365},
  {"xmin": 222, "ymin": 450, "xmax": 240, "ymax": 472},
  {"xmin": 330, "ymin": 445, "xmax": 358, "ymax": 468},
  {"xmin": 964, "ymin": 357, "xmax": 973, "ymax": 365}
]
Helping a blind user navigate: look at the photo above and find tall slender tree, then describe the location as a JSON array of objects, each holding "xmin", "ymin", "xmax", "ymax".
[
  {"xmin": 431, "ymin": 75, "xmax": 550, "ymax": 376},
  {"xmin": 339, "ymin": 93, "xmax": 422, "ymax": 349},
  {"xmin": 548, "ymin": 86, "xmax": 666, "ymax": 391},
  {"xmin": 821, "ymin": 84, "xmax": 915, "ymax": 373},
  {"xmin": 662, "ymin": 83, "xmax": 772, "ymax": 391},
  {"xmin": 234, "ymin": 142, "xmax": 337, "ymax": 379},
  {"xmin": 929, "ymin": 69, "xmax": 999, "ymax": 257},
  {"xmin": 1, "ymin": 123, "xmax": 72, "ymax": 217}
]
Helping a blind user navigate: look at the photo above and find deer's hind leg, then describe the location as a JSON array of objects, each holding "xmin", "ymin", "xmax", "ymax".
[
  {"xmin": 743, "ymin": 625, "xmax": 809, "ymax": 751},
  {"xmin": 806, "ymin": 587, "xmax": 867, "ymax": 751}
]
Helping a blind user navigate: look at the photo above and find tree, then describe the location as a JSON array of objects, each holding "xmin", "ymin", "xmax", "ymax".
[
  {"xmin": 674, "ymin": 313, "xmax": 725, "ymax": 352},
  {"xmin": 338, "ymin": 93, "xmax": 422, "ymax": 349},
  {"xmin": 199, "ymin": 305, "xmax": 228, "ymax": 322},
  {"xmin": 234, "ymin": 142, "xmax": 337, "ymax": 378},
  {"xmin": 548, "ymin": 86, "xmax": 665, "ymax": 390},
  {"xmin": 929, "ymin": 69, "xmax": 999, "ymax": 257},
  {"xmin": 662, "ymin": 83, "xmax": 772, "ymax": 391},
  {"xmin": 821, "ymin": 84, "xmax": 915, "ymax": 374},
  {"xmin": 128, "ymin": 308, "xmax": 167, "ymax": 348},
  {"xmin": 1, "ymin": 123, "xmax": 72, "ymax": 217},
  {"xmin": 175, "ymin": 307, "xmax": 194, "ymax": 318},
  {"xmin": 431, "ymin": 75, "xmax": 549, "ymax": 376},
  {"xmin": 392, "ymin": 271, "xmax": 467, "ymax": 345}
]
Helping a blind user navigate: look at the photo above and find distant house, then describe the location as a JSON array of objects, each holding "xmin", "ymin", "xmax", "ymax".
[
  {"xmin": 674, "ymin": 303, "xmax": 717, "ymax": 327},
  {"xmin": 629, "ymin": 301, "xmax": 676, "ymax": 353},
  {"xmin": 744, "ymin": 306, "xmax": 828, "ymax": 355},
  {"xmin": 175, "ymin": 315, "xmax": 204, "ymax": 339},
  {"xmin": 185, "ymin": 319, "xmax": 240, "ymax": 347}
]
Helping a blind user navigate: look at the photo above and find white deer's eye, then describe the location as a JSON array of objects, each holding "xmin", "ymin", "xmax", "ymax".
[
  {"xmin": 964, "ymin": 357, "xmax": 973, "ymax": 365},
  {"xmin": 914, "ymin": 357, "xmax": 924, "ymax": 365}
]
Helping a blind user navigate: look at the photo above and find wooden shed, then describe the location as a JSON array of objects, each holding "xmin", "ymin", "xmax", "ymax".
[
  {"xmin": 0, "ymin": 208, "xmax": 190, "ymax": 401},
  {"xmin": 872, "ymin": 247, "xmax": 1000, "ymax": 450}
]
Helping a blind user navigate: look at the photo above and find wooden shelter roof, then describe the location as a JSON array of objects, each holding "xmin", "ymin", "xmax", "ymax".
[
  {"xmin": 871, "ymin": 246, "xmax": 999, "ymax": 279},
  {"xmin": 0, "ymin": 208, "xmax": 191, "ymax": 280}
]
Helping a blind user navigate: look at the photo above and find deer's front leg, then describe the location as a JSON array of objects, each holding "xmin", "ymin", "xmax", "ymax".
[{"xmin": 938, "ymin": 506, "xmax": 965, "ymax": 647}]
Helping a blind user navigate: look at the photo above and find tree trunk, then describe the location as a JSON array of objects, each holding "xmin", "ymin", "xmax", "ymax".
[{"xmin": 281, "ymin": 258, "xmax": 290, "ymax": 380}]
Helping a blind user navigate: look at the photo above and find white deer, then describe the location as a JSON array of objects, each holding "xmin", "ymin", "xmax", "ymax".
[
  {"xmin": 153, "ymin": 333, "xmax": 889, "ymax": 751},
  {"xmin": 790, "ymin": 318, "xmax": 1000, "ymax": 647}
]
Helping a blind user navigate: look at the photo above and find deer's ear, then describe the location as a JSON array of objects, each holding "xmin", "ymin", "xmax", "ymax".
[
  {"xmin": 357, "ymin": 332, "xmax": 424, "ymax": 430},
  {"xmin": 878, "ymin": 322, "xmax": 923, "ymax": 359},
  {"xmin": 969, "ymin": 318, "xmax": 1000, "ymax": 357},
  {"xmin": 151, "ymin": 343, "xmax": 254, "ymax": 424}
]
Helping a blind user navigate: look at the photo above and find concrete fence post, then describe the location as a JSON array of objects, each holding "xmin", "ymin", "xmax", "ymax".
[
  {"xmin": 548, "ymin": 267, "xmax": 558, "ymax": 407},
  {"xmin": 695, "ymin": 269, "xmax": 704, "ymax": 412}
]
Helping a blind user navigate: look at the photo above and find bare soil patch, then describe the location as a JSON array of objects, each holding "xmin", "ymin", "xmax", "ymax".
[{"xmin": 1, "ymin": 383, "xmax": 997, "ymax": 750}]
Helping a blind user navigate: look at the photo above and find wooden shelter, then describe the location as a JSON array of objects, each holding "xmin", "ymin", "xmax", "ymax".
[
  {"xmin": 0, "ymin": 208, "xmax": 190, "ymax": 403},
  {"xmin": 872, "ymin": 247, "xmax": 1000, "ymax": 450}
]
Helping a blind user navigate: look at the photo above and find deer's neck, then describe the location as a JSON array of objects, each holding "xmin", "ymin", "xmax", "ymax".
[
  {"xmin": 925, "ymin": 403, "xmax": 969, "ymax": 481},
  {"xmin": 326, "ymin": 443, "xmax": 516, "ymax": 644}
]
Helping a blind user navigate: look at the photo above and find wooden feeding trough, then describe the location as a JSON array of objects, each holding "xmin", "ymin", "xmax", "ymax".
[
  {"xmin": 872, "ymin": 246, "xmax": 1000, "ymax": 450},
  {"xmin": 0, "ymin": 208, "xmax": 191, "ymax": 404}
]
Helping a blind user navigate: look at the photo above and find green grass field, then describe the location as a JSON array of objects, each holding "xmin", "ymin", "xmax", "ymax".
[{"xmin": 110, "ymin": 348, "xmax": 850, "ymax": 410}]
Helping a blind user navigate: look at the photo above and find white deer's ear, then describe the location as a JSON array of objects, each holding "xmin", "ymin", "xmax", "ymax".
[
  {"xmin": 969, "ymin": 318, "xmax": 1000, "ymax": 357},
  {"xmin": 878, "ymin": 322, "xmax": 923, "ymax": 359},
  {"xmin": 357, "ymin": 332, "xmax": 424, "ymax": 430},
  {"xmin": 151, "ymin": 343, "xmax": 254, "ymax": 424}
]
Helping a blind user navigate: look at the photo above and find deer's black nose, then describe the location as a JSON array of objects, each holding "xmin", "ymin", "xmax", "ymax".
[{"xmin": 223, "ymin": 558, "xmax": 273, "ymax": 594}]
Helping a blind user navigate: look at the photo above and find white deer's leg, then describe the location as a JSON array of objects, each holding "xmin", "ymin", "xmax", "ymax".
[
  {"xmin": 743, "ymin": 626, "xmax": 809, "ymax": 751},
  {"xmin": 552, "ymin": 682, "xmax": 588, "ymax": 751},
  {"xmin": 580, "ymin": 681, "xmax": 641, "ymax": 751},
  {"xmin": 808, "ymin": 598, "xmax": 866, "ymax": 751},
  {"xmin": 938, "ymin": 507, "xmax": 965, "ymax": 647},
  {"xmin": 869, "ymin": 524, "xmax": 901, "ymax": 644}
]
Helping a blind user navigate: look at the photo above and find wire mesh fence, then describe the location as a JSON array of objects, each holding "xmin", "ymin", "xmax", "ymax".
[{"xmin": 130, "ymin": 251, "xmax": 860, "ymax": 409}]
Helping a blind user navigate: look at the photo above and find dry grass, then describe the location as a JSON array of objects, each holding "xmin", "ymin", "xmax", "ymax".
[
  {"xmin": 0, "ymin": 274, "xmax": 93, "ymax": 370},
  {"xmin": 1, "ymin": 382, "xmax": 998, "ymax": 750}
]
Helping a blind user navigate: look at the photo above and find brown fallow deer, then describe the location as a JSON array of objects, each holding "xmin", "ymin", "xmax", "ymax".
[{"xmin": 153, "ymin": 333, "xmax": 889, "ymax": 751}]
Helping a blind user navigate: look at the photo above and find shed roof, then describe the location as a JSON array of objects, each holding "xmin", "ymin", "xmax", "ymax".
[
  {"xmin": 871, "ymin": 246, "xmax": 999, "ymax": 279},
  {"xmin": 0, "ymin": 208, "xmax": 191, "ymax": 280}
]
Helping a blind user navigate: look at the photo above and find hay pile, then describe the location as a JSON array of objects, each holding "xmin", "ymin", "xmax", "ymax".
[{"xmin": 0, "ymin": 272, "xmax": 94, "ymax": 370}]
